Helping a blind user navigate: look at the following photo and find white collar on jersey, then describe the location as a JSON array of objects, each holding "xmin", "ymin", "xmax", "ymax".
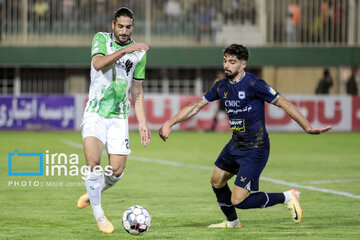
[{"xmin": 229, "ymin": 72, "xmax": 246, "ymax": 84}]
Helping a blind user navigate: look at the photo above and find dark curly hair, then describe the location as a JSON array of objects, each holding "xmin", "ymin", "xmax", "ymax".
[{"xmin": 224, "ymin": 44, "xmax": 249, "ymax": 61}]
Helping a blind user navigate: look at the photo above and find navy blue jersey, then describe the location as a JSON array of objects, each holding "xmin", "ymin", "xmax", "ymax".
[{"xmin": 204, "ymin": 72, "xmax": 280, "ymax": 148}]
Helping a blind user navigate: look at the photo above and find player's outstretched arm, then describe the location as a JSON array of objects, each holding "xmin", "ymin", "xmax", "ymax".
[
  {"xmin": 274, "ymin": 95, "xmax": 332, "ymax": 134},
  {"xmin": 92, "ymin": 43, "xmax": 149, "ymax": 71},
  {"xmin": 159, "ymin": 98, "xmax": 208, "ymax": 141},
  {"xmin": 131, "ymin": 81, "xmax": 151, "ymax": 146}
]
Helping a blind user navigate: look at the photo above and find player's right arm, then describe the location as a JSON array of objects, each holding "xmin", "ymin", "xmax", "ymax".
[
  {"xmin": 93, "ymin": 43, "xmax": 148, "ymax": 71},
  {"xmin": 159, "ymin": 98, "xmax": 208, "ymax": 142},
  {"xmin": 91, "ymin": 33, "xmax": 149, "ymax": 71}
]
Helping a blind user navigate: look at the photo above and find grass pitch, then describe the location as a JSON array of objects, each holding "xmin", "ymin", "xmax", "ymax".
[{"xmin": 0, "ymin": 131, "xmax": 359, "ymax": 239}]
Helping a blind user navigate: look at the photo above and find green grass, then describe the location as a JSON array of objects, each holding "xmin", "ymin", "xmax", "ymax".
[{"xmin": 0, "ymin": 131, "xmax": 360, "ymax": 239}]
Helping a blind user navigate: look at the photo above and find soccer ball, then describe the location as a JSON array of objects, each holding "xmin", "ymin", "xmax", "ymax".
[{"xmin": 122, "ymin": 205, "xmax": 151, "ymax": 235}]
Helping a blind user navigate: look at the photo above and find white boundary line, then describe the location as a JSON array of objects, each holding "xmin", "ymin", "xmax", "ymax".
[
  {"xmin": 62, "ymin": 139, "xmax": 360, "ymax": 199},
  {"xmin": 260, "ymin": 177, "xmax": 360, "ymax": 199},
  {"xmin": 305, "ymin": 179, "xmax": 360, "ymax": 184}
]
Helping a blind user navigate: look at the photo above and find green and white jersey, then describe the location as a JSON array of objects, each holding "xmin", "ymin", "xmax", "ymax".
[{"xmin": 85, "ymin": 32, "xmax": 147, "ymax": 118}]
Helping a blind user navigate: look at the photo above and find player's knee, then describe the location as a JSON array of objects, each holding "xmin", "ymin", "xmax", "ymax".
[
  {"xmin": 231, "ymin": 191, "xmax": 250, "ymax": 205},
  {"xmin": 210, "ymin": 176, "xmax": 226, "ymax": 189},
  {"xmin": 231, "ymin": 195, "xmax": 244, "ymax": 206},
  {"xmin": 111, "ymin": 165, "xmax": 125, "ymax": 177}
]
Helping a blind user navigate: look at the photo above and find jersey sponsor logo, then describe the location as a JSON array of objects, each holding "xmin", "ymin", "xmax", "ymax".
[
  {"xmin": 226, "ymin": 106, "xmax": 252, "ymax": 114},
  {"xmin": 125, "ymin": 60, "xmax": 133, "ymax": 75},
  {"xmin": 225, "ymin": 100, "xmax": 241, "ymax": 107},
  {"xmin": 238, "ymin": 91, "xmax": 246, "ymax": 99},
  {"xmin": 116, "ymin": 59, "xmax": 134, "ymax": 76},
  {"xmin": 229, "ymin": 118, "xmax": 245, "ymax": 132}
]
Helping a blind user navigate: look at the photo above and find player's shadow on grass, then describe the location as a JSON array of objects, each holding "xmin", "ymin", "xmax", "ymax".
[{"xmin": 175, "ymin": 221, "xmax": 212, "ymax": 228}]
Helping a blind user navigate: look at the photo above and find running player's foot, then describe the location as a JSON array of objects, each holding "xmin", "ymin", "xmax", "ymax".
[
  {"xmin": 208, "ymin": 220, "xmax": 242, "ymax": 228},
  {"xmin": 77, "ymin": 192, "xmax": 90, "ymax": 209},
  {"xmin": 96, "ymin": 216, "xmax": 114, "ymax": 233},
  {"xmin": 285, "ymin": 188, "xmax": 303, "ymax": 223}
]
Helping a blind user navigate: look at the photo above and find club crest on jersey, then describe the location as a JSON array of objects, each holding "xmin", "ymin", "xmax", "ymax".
[{"xmin": 238, "ymin": 91, "xmax": 245, "ymax": 99}]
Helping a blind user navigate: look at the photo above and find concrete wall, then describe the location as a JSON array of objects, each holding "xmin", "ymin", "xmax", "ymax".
[{"xmin": 262, "ymin": 67, "xmax": 340, "ymax": 94}]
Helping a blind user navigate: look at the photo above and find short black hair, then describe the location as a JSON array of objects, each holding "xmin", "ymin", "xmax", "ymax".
[
  {"xmin": 113, "ymin": 7, "xmax": 134, "ymax": 22},
  {"xmin": 224, "ymin": 44, "xmax": 249, "ymax": 61}
]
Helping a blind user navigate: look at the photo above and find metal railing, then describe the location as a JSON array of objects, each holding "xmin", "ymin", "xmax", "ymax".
[
  {"xmin": 267, "ymin": 0, "xmax": 360, "ymax": 46},
  {"xmin": 0, "ymin": 0, "xmax": 359, "ymax": 46}
]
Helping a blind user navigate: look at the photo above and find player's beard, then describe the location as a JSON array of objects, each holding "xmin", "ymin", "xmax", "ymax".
[
  {"xmin": 114, "ymin": 32, "xmax": 131, "ymax": 45},
  {"xmin": 224, "ymin": 70, "xmax": 239, "ymax": 80}
]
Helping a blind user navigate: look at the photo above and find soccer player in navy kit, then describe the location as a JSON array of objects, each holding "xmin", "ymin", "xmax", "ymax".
[{"xmin": 159, "ymin": 44, "xmax": 332, "ymax": 228}]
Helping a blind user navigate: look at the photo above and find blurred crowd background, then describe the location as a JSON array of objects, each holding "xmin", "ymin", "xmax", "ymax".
[
  {"xmin": 0, "ymin": 0, "xmax": 359, "ymax": 96},
  {"xmin": 0, "ymin": 0, "xmax": 359, "ymax": 132},
  {"xmin": 1, "ymin": 0, "xmax": 359, "ymax": 46}
]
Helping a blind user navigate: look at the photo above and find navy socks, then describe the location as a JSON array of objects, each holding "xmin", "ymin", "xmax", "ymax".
[
  {"xmin": 212, "ymin": 184, "xmax": 238, "ymax": 221},
  {"xmin": 235, "ymin": 192, "xmax": 285, "ymax": 209}
]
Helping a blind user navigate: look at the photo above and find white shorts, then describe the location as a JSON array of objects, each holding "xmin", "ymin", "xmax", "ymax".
[{"xmin": 81, "ymin": 112, "xmax": 131, "ymax": 155}]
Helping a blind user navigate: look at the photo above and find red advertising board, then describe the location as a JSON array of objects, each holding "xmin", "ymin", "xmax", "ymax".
[{"xmin": 79, "ymin": 94, "xmax": 358, "ymax": 132}]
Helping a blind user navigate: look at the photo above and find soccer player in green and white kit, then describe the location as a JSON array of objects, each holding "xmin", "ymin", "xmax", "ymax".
[{"xmin": 76, "ymin": 7, "xmax": 151, "ymax": 233}]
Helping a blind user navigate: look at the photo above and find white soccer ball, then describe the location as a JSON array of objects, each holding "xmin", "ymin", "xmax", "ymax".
[{"xmin": 122, "ymin": 205, "xmax": 151, "ymax": 235}]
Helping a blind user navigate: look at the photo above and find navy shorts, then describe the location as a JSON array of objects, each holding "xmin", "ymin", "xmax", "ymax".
[{"xmin": 214, "ymin": 139, "xmax": 269, "ymax": 191}]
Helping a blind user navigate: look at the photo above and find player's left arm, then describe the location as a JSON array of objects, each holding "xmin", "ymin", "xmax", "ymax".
[
  {"xmin": 273, "ymin": 95, "xmax": 332, "ymax": 134},
  {"xmin": 131, "ymin": 80, "xmax": 151, "ymax": 146}
]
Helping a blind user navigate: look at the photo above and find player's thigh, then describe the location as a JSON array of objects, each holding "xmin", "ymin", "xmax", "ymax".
[
  {"xmin": 81, "ymin": 112, "xmax": 107, "ymax": 145},
  {"xmin": 231, "ymin": 156, "xmax": 267, "ymax": 205},
  {"xmin": 81, "ymin": 112, "xmax": 107, "ymax": 167},
  {"xmin": 233, "ymin": 148, "xmax": 269, "ymax": 192},
  {"xmin": 108, "ymin": 154, "xmax": 127, "ymax": 177},
  {"xmin": 83, "ymin": 136, "xmax": 104, "ymax": 167},
  {"xmin": 212, "ymin": 140, "xmax": 238, "ymax": 188},
  {"xmin": 211, "ymin": 166, "xmax": 235, "ymax": 188},
  {"xmin": 106, "ymin": 118, "xmax": 131, "ymax": 155}
]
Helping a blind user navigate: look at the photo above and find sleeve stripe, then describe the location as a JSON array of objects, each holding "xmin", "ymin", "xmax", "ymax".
[
  {"xmin": 133, "ymin": 78, "xmax": 144, "ymax": 82},
  {"xmin": 270, "ymin": 94, "xmax": 280, "ymax": 104},
  {"xmin": 202, "ymin": 96, "xmax": 211, "ymax": 103},
  {"xmin": 91, "ymin": 53, "xmax": 105, "ymax": 58}
]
